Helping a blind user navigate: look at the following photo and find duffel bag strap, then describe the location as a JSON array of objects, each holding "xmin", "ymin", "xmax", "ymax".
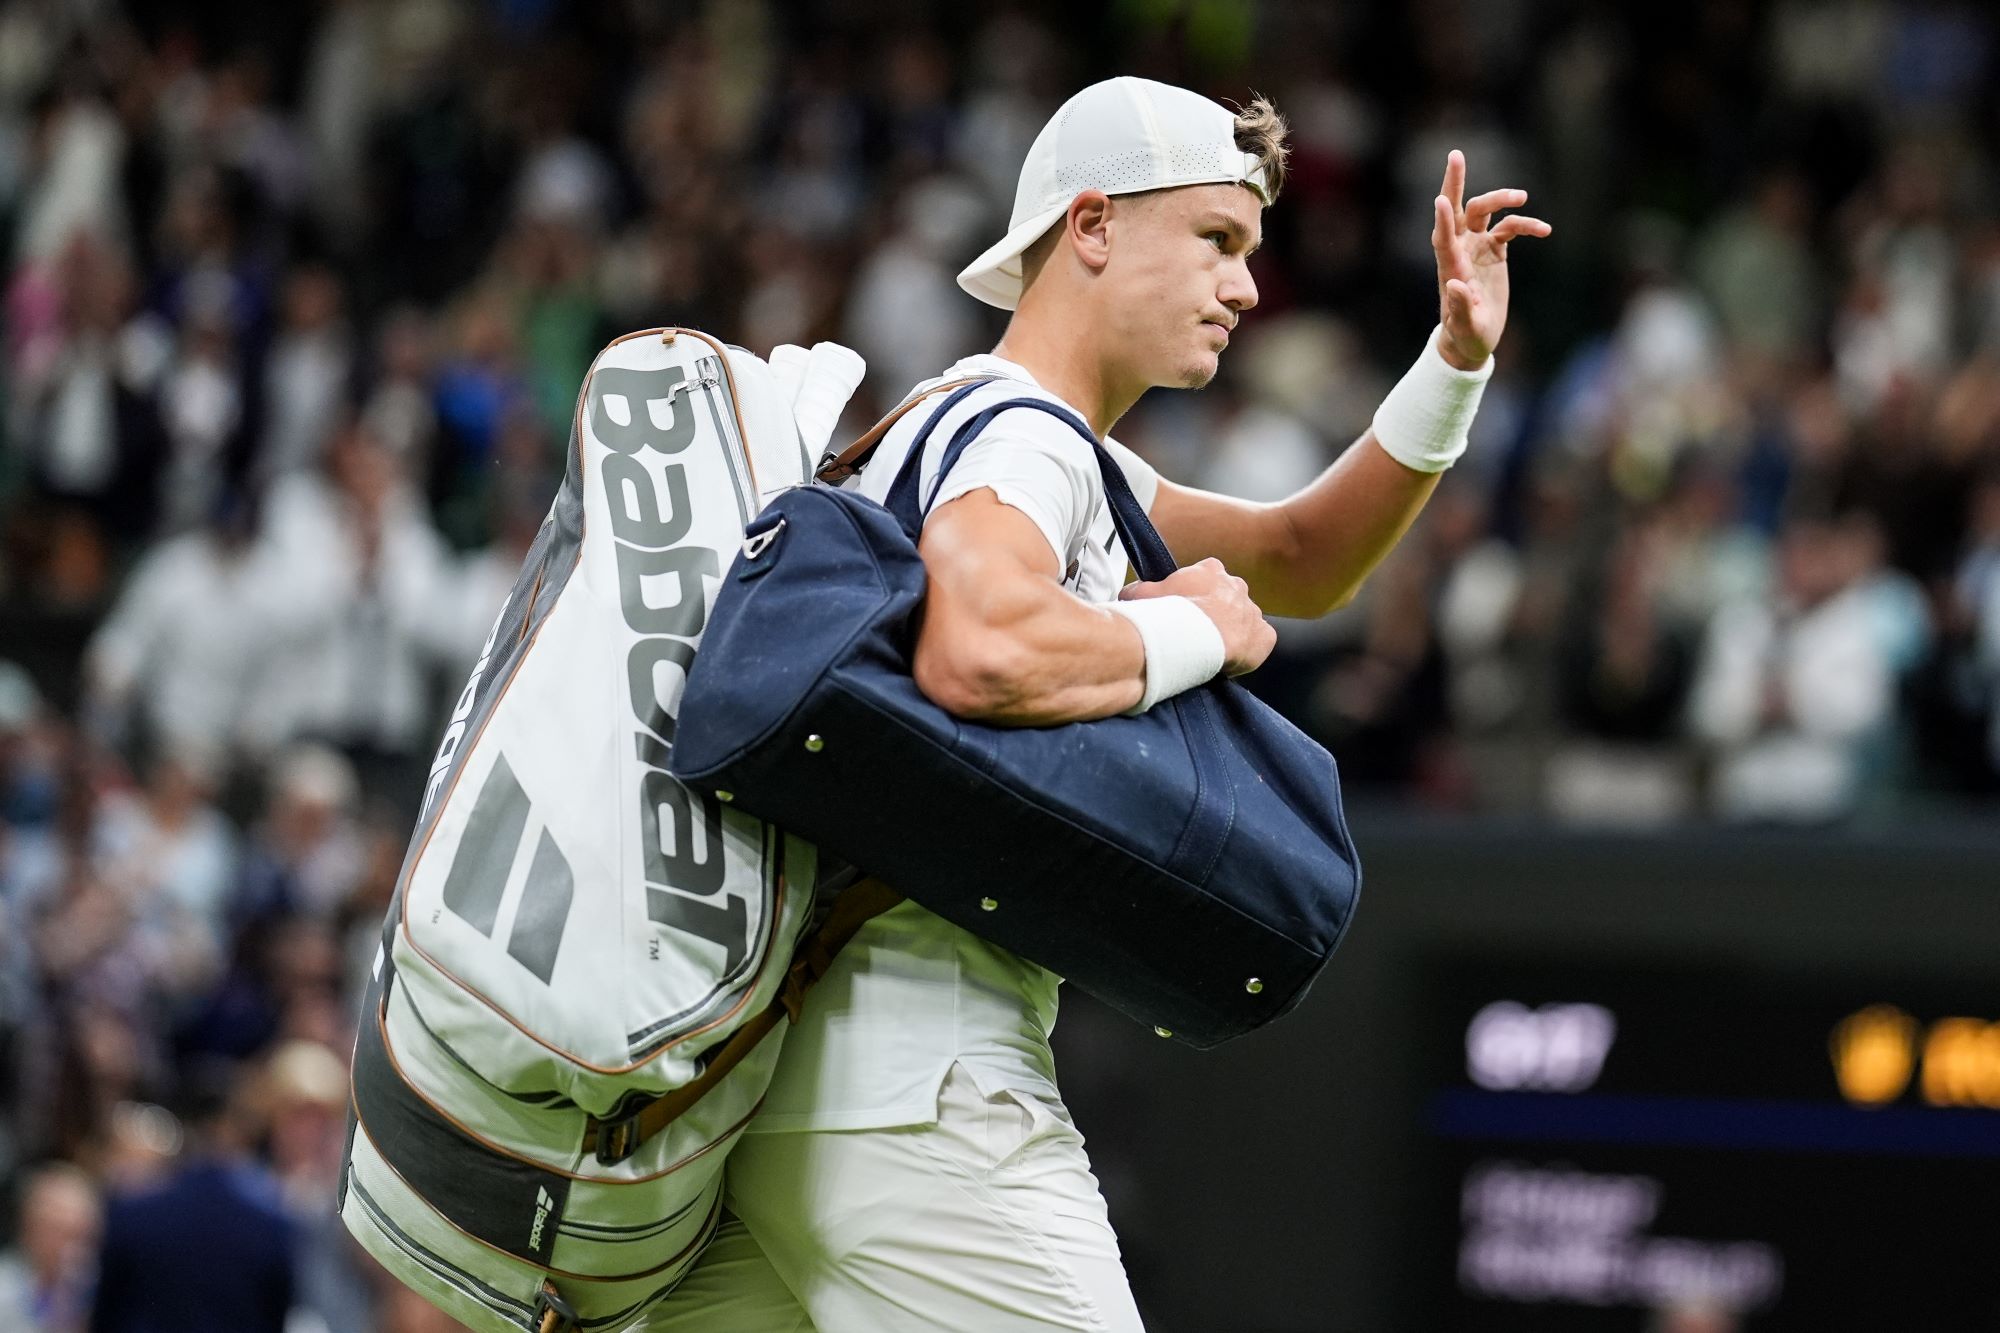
[
  {"xmin": 814, "ymin": 377, "xmax": 992, "ymax": 483},
  {"xmin": 583, "ymin": 878, "xmax": 902, "ymax": 1164}
]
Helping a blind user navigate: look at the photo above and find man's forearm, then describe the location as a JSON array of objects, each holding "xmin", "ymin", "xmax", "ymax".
[
  {"xmin": 1258, "ymin": 432, "xmax": 1444, "ymax": 617},
  {"xmin": 1150, "ymin": 432, "xmax": 1441, "ymax": 619}
]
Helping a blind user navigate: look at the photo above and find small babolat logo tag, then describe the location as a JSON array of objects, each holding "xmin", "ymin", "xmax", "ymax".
[{"xmin": 529, "ymin": 1186, "xmax": 555, "ymax": 1252}]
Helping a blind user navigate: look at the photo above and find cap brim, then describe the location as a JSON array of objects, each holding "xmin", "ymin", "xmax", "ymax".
[{"xmin": 955, "ymin": 203, "xmax": 1067, "ymax": 312}]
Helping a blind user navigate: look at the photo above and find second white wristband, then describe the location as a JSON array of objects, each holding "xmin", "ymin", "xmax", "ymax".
[
  {"xmin": 1105, "ymin": 595, "xmax": 1227, "ymax": 714},
  {"xmin": 1371, "ymin": 325, "xmax": 1494, "ymax": 474}
]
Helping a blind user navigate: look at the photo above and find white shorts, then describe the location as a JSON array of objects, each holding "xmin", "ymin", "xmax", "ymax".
[{"xmin": 662, "ymin": 1062, "xmax": 1145, "ymax": 1332}]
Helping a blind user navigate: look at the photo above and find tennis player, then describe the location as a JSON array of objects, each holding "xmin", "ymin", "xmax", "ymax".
[{"xmin": 660, "ymin": 75, "xmax": 1548, "ymax": 1331}]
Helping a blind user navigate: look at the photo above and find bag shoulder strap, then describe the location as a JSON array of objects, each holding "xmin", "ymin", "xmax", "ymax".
[
  {"xmin": 581, "ymin": 877, "xmax": 902, "ymax": 1165},
  {"xmin": 813, "ymin": 376, "xmax": 993, "ymax": 483},
  {"xmin": 912, "ymin": 395, "xmax": 1180, "ymax": 582}
]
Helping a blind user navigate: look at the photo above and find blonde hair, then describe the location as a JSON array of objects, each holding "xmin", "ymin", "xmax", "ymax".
[{"xmin": 1232, "ymin": 94, "xmax": 1289, "ymax": 203}]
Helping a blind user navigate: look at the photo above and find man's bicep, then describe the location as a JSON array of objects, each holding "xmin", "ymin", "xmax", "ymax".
[{"xmin": 919, "ymin": 487, "xmax": 1064, "ymax": 589}]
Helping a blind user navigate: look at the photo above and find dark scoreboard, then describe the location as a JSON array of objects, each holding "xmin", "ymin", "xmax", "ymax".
[{"xmin": 1415, "ymin": 956, "xmax": 2000, "ymax": 1331}]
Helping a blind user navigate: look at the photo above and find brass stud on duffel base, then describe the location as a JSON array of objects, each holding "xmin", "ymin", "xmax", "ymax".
[
  {"xmin": 1245, "ymin": 977, "xmax": 1264, "ymax": 994},
  {"xmin": 804, "ymin": 734, "xmax": 825, "ymax": 752}
]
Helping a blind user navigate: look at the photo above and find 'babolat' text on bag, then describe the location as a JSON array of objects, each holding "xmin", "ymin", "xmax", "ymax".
[{"xmin": 338, "ymin": 329, "xmax": 885, "ymax": 1333}]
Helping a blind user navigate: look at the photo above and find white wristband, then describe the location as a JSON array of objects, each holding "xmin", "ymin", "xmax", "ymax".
[
  {"xmin": 1370, "ymin": 326, "xmax": 1493, "ymax": 473},
  {"xmin": 1105, "ymin": 596, "xmax": 1227, "ymax": 714}
]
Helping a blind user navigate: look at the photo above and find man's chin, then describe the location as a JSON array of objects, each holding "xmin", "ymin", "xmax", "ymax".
[{"xmin": 1176, "ymin": 353, "xmax": 1220, "ymax": 390}]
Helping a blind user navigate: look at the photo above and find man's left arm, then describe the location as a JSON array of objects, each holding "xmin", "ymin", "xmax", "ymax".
[{"xmin": 1150, "ymin": 150, "xmax": 1550, "ymax": 619}]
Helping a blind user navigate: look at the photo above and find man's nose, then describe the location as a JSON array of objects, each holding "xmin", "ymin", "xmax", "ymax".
[{"xmin": 1222, "ymin": 260, "xmax": 1258, "ymax": 314}]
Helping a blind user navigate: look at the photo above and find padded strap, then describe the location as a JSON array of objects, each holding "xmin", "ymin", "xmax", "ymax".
[
  {"xmin": 814, "ymin": 377, "xmax": 993, "ymax": 483},
  {"xmin": 913, "ymin": 396, "xmax": 1180, "ymax": 582},
  {"xmin": 582, "ymin": 878, "xmax": 902, "ymax": 1164},
  {"xmin": 881, "ymin": 381, "xmax": 1001, "ymax": 532}
]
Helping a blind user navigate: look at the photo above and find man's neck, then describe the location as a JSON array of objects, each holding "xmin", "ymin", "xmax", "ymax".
[{"xmin": 990, "ymin": 309, "xmax": 1141, "ymax": 439}]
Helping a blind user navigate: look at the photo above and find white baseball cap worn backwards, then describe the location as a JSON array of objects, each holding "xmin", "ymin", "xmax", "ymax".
[{"xmin": 956, "ymin": 76, "xmax": 1273, "ymax": 311}]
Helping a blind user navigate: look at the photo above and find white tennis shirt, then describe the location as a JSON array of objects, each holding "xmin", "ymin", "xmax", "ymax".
[{"xmin": 748, "ymin": 354, "xmax": 1160, "ymax": 1131}]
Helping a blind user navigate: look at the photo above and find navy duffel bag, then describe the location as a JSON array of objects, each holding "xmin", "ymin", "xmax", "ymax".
[{"xmin": 669, "ymin": 383, "xmax": 1361, "ymax": 1047}]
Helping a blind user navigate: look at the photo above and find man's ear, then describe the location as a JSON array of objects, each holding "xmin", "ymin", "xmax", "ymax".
[{"xmin": 1066, "ymin": 191, "xmax": 1114, "ymax": 276}]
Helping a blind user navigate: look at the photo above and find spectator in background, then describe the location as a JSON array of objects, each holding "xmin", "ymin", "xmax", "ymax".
[
  {"xmin": 260, "ymin": 1040, "xmax": 370, "ymax": 1333},
  {"xmin": 255, "ymin": 263, "xmax": 350, "ymax": 485},
  {"xmin": 841, "ymin": 174, "xmax": 987, "ymax": 403},
  {"xmin": 154, "ymin": 295, "xmax": 248, "ymax": 537},
  {"xmin": 1691, "ymin": 169, "xmax": 1821, "ymax": 365},
  {"xmin": 22, "ymin": 864, "xmax": 174, "ymax": 1169},
  {"xmin": 233, "ymin": 744, "xmax": 363, "ymax": 926},
  {"xmin": 95, "ymin": 748, "xmax": 238, "ymax": 962},
  {"xmin": 262, "ymin": 419, "xmax": 455, "ymax": 800},
  {"xmin": 1313, "ymin": 517, "xmax": 1457, "ymax": 798},
  {"xmin": 1547, "ymin": 514, "xmax": 1699, "ymax": 825},
  {"xmin": 7, "ymin": 231, "xmax": 167, "ymax": 545},
  {"xmin": 429, "ymin": 288, "xmax": 531, "ymax": 513},
  {"xmin": 90, "ymin": 1073, "xmax": 295, "ymax": 1333},
  {"xmin": 357, "ymin": 308, "xmax": 438, "ymax": 478},
  {"xmin": 443, "ymin": 485, "xmax": 547, "ymax": 669},
  {"xmin": 81, "ymin": 489, "xmax": 293, "ymax": 773},
  {"xmin": 1930, "ymin": 470, "xmax": 2000, "ymax": 792},
  {"xmin": 1691, "ymin": 513, "xmax": 1899, "ymax": 821},
  {"xmin": 0, "ymin": 724, "xmax": 38, "ymax": 1178},
  {"xmin": 0, "ymin": 1161, "xmax": 101, "ymax": 1333},
  {"xmin": 0, "ymin": 660, "xmax": 56, "ymax": 830},
  {"xmin": 496, "ymin": 214, "xmax": 606, "ymax": 443},
  {"xmin": 13, "ymin": 82, "xmax": 128, "ymax": 267}
]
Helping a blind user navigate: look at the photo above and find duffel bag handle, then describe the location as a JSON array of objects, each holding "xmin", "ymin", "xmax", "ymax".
[{"xmin": 814, "ymin": 376, "xmax": 994, "ymax": 484}]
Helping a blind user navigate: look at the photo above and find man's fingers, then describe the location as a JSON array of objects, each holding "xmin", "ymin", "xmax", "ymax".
[
  {"xmin": 1487, "ymin": 214, "xmax": 1553, "ymax": 243},
  {"xmin": 1441, "ymin": 150, "xmax": 1466, "ymax": 215},
  {"xmin": 1464, "ymin": 188, "xmax": 1528, "ymax": 232},
  {"xmin": 1445, "ymin": 278, "xmax": 1476, "ymax": 319},
  {"xmin": 1432, "ymin": 195, "xmax": 1454, "ymax": 256}
]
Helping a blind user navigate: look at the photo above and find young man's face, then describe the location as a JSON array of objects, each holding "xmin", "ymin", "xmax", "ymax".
[{"xmin": 1103, "ymin": 182, "xmax": 1263, "ymax": 391}]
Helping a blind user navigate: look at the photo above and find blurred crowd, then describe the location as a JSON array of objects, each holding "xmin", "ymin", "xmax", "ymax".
[{"xmin": 1, "ymin": 0, "xmax": 1997, "ymax": 1328}]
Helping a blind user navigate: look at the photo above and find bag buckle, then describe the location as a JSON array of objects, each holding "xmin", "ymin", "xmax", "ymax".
[
  {"xmin": 592, "ymin": 1109, "xmax": 644, "ymax": 1166},
  {"xmin": 742, "ymin": 518, "xmax": 785, "ymax": 560},
  {"xmin": 816, "ymin": 449, "xmax": 856, "ymax": 484},
  {"xmin": 534, "ymin": 1280, "xmax": 579, "ymax": 1333}
]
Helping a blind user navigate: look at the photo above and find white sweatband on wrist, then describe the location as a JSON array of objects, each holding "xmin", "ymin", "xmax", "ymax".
[
  {"xmin": 1370, "ymin": 325, "xmax": 1494, "ymax": 473},
  {"xmin": 1105, "ymin": 596, "xmax": 1227, "ymax": 714}
]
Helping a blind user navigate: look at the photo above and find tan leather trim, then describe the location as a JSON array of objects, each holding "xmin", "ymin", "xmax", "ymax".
[
  {"xmin": 815, "ymin": 376, "xmax": 993, "ymax": 482},
  {"xmin": 659, "ymin": 326, "xmax": 759, "ymax": 496}
]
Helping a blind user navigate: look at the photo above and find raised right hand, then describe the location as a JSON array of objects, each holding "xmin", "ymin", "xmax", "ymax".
[{"xmin": 1120, "ymin": 557, "xmax": 1277, "ymax": 676}]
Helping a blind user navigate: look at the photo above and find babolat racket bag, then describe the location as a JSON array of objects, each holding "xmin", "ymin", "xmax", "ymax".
[
  {"xmin": 670, "ymin": 381, "xmax": 1362, "ymax": 1050},
  {"xmin": 338, "ymin": 329, "xmax": 891, "ymax": 1333}
]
